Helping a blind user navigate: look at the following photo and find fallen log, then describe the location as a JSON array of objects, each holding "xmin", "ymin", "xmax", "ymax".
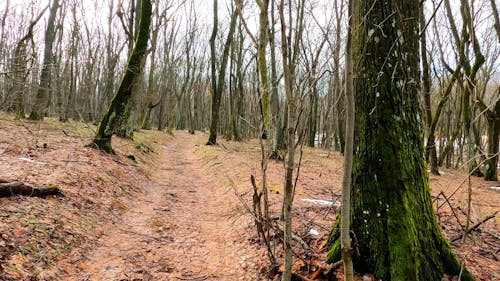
[{"xmin": 0, "ymin": 181, "xmax": 63, "ymax": 198}]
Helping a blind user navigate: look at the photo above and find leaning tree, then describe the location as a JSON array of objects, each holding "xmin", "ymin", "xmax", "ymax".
[
  {"xmin": 90, "ymin": 0, "xmax": 152, "ymax": 153},
  {"xmin": 327, "ymin": 0, "xmax": 474, "ymax": 280}
]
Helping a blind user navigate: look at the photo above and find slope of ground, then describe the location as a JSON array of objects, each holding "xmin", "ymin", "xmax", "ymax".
[
  {"xmin": 196, "ymin": 135, "xmax": 500, "ymax": 280},
  {"xmin": 0, "ymin": 116, "xmax": 498, "ymax": 281},
  {"xmin": 0, "ymin": 114, "xmax": 166, "ymax": 280}
]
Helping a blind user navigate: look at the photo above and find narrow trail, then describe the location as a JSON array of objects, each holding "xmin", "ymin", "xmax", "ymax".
[{"xmin": 75, "ymin": 132, "xmax": 257, "ymax": 281}]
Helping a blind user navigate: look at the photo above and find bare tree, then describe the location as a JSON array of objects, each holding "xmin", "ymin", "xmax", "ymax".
[
  {"xmin": 90, "ymin": 0, "xmax": 152, "ymax": 153},
  {"xmin": 340, "ymin": 0, "xmax": 355, "ymax": 279},
  {"xmin": 206, "ymin": 0, "xmax": 239, "ymax": 145},
  {"xmin": 278, "ymin": 0, "xmax": 305, "ymax": 279},
  {"xmin": 7, "ymin": 6, "xmax": 47, "ymax": 119},
  {"xmin": 29, "ymin": 0, "xmax": 60, "ymax": 120}
]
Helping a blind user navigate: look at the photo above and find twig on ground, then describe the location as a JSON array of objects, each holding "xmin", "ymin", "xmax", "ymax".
[{"xmin": 451, "ymin": 211, "xmax": 498, "ymax": 242}]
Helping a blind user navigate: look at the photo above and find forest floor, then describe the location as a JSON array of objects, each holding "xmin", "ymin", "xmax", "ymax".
[{"xmin": 0, "ymin": 115, "xmax": 499, "ymax": 281}]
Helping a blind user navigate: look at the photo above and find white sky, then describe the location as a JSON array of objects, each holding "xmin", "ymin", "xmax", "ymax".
[{"xmin": 0, "ymin": 0, "xmax": 497, "ymax": 83}]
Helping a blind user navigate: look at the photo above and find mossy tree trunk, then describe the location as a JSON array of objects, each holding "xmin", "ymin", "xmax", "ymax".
[
  {"xmin": 90, "ymin": 0, "xmax": 152, "ymax": 153},
  {"xmin": 255, "ymin": 0, "xmax": 281, "ymax": 157},
  {"xmin": 327, "ymin": 1, "xmax": 474, "ymax": 280}
]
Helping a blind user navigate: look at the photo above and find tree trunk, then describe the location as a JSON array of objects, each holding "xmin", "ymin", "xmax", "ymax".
[
  {"xmin": 207, "ymin": 0, "xmax": 238, "ymax": 145},
  {"xmin": 29, "ymin": 0, "xmax": 59, "ymax": 120},
  {"xmin": 307, "ymin": 81, "xmax": 318, "ymax": 148},
  {"xmin": 327, "ymin": 1, "xmax": 473, "ymax": 280},
  {"xmin": 340, "ymin": 0, "xmax": 355, "ymax": 279},
  {"xmin": 481, "ymin": 91, "xmax": 499, "ymax": 181},
  {"xmin": 270, "ymin": 0, "xmax": 286, "ymax": 151},
  {"xmin": 90, "ymin": 0, "xmax": 152, "ymax": 153},
  {"xmin": 141, "ymin": 32, "xmax": 158, "ymax": 130},
  {"xmin": 420, "ymin": 3, "xmax": 439, "ymax": 175}
]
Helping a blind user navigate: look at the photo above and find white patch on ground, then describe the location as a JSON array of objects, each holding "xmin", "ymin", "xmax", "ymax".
[
  {"xmin": 18, "ymin": 157, "xmax": 46, "ymax": 165},
  {"xmin": 309, "ymin": 229, "xmax": 320, "ymax": 236},
  {"xmin": 301, "ymin": 198, "xmax": 341, "ymax": 207}
]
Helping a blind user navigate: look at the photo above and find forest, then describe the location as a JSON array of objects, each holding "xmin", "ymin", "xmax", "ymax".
[{"xmin": 0, "ymin": 0, "xmax": 498, "ymax": 280}]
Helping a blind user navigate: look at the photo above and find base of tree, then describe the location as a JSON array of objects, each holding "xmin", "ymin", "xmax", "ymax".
[
  {"xmin": 471, "ymin": 169, "xmax": 484, "ymax": 178},
  {"xmin": 0, "ymin": 180, "xmax": 63, "ymax": 198},
  {"xmin": 326, "ymin": 216, "xmax": 475, "ymax": 281},
  {"xmin": 484, "ymin": 168, "xmax": 498, "ymax": 181},
  {"xmin": 27, "ymin": 111, "xmax": 43, "ymax": 121},
  {"xmin": 206, "ymin": 135, "xmax": 217, "ymax": 145},
  {"xmin": 88, "ymin": 136, "xmax": 114, "ymax": 154},
  {"xmin": 430, "ymin": 168, "xmax": 441, "ymax": 176},
  {"xmin": 116, "ymin": 128, "xmax": 134, "ymax": 140},
  {"xmin": 268, "ymin": 151, "xmax": 284, "ymax": 161}
]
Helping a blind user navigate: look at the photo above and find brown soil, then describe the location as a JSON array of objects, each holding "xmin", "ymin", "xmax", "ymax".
[
  {"xmin": 64, "ymin": 131, "xmax": 260, "ymax": 281},
  {"xmin": 0, "ymin": 117, "xmax": 498, "ymax": 281}
]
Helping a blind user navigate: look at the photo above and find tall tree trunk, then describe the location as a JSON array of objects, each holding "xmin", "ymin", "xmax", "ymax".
[
  {"xmin": 9, "ymin": 6, "xmax": 47, "ymax": 119},
  {"xmin": 29, "ymin": 0, "xmax": 59, "ymax": 120},
  {"xmin": 484, "ymin": 97, "xmax": 499, "ymax": 181},
  {"xmin": 269, "ymin": 0, "xmax": 286, "ymax": 151},
  {"xmin": 255, "ymin": 0, "xmax": 280, "ymax": 157},
  {"xmin": 307, "ymin": 75, "xmax": 318, "ymax": 148},
  {"xmin": 476, "ymin": 89, "xmax": 500, "ymax": 181},
  {"xmin": 484, "ymin": 99, "xmax": 499, "ymax": 181},
  {"xmin": 90, "ymin": 0, "xmax": 152, "ymax": 153},
  {"xmin": 207, "ymin": 1, "xmax": 238, "ymax": 145},
  {"xmin": 141, "ymin": 30, "xmax": 158, "ymax": 129},
  {"xmin": 327, "ymin": 0, "xmax": 473, "ymax": 280},
  {"xmin": 491, "ymin": 0, "xmax": 500, "ymax": 40},
  {"xmin": 279, "ymin": 0, "xmax": 305, "ymax": 279},
  {"xmin": 420, "ymin": 2, "xmax": 439, "ymax": 175},
  {"xmin": 340, "ymin": 0, "xmax": 355, "ymax": 279}
]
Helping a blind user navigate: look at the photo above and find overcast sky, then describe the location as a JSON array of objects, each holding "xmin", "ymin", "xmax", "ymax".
[{"xmin": 1, "ymin": 0, "xmax": 497, "ymax": 82}]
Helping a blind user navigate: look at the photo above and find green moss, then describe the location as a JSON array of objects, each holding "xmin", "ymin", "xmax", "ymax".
[
  {"xmin": 326, "ymin": 238, "xmax": 341, "ymax": 264},
  {"xmin": 326, "ymin": 0, "xmax": 475, "ymax": 280},
  {"xmin": 91, "ymin": 0, "xmax": 151, "ymax": 153}
]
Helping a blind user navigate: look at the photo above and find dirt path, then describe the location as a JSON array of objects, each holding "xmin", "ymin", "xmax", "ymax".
[{"xmin": 74, "ymin": 132, "xmax": 257, "ymax": 281}]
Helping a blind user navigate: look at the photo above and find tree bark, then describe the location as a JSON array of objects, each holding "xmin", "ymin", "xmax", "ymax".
[
  {"xmin": 340, "ymin": 0, "xmax": 355, "ymax": 279},
  {"xmin": 90, "ymin": 0, "xmax": 152, "ymax": 153},
  {"xmin": 279, "ymin": 0, "xmax": 305, "ymax": 279},
  {"xmin": 141, "ymin": 9, "xmax": 162, "ymax": 130},
  {"xmin": 269, "ymin": 0, "xmax": 286, "ymax": 152},
  {"xmin": 207, "ymin": 1, "xmax": 238, "ymax": 145},
  {"xmin": 420, "ymin": 2, "xmax": 439, "ymax": 175},
  {"xmin": 476, "ymin": 90, "xmax": 500, "ymax": 181},
  {"xmin": 327, "ymin": 0, "xmax": 474, "ymax": 280},
  {"xmin": 29, "ymin": 0, "xmax": 59, "ymax": 120}
]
